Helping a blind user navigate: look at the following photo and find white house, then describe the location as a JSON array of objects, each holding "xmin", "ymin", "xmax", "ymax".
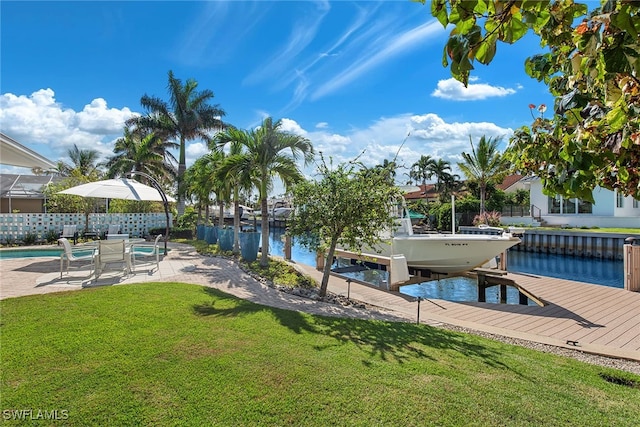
[{"xmin": 501, "ymin": 176, "xmax": 640, "ymax": 228}]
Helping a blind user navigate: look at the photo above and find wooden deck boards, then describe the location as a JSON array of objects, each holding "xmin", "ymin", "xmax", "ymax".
[{"xmin": 305, "ymin": 264, "xmax": 640, "ymax": 360}]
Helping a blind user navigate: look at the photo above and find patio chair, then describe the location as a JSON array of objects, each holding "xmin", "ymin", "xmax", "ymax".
[
  {"xmin": 59, "ymin": 225, "xmax": 78, "ymax": 245},
  {"xmin": 58, "ymin": 238, "xmax": 96, "ymax": 278},
  {"xmin": 130, "ymin": 234, "xmax": 163, "ymax": 273},
  {"xmin": 107, "ymin": 224, "xmax": 120, "ymax": 235},
  {"xmin": 95, "ymin": 239, "xmax": 130, "ymax": 280}
]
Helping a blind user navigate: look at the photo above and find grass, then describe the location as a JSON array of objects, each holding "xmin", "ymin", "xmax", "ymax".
[{"xmin": 1, "ymin": 283, "xmax": 639, "ymax": 426}]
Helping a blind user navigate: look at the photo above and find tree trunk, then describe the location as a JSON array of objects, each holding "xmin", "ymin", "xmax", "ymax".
[
  {"xmin": 319, "ymin": 239, "xmax": 338, "ymax": 297},
  {"xmin": 218, "ymin": 202, "xmax": 224, "ymax": 227},
  {"xmin": 480, "ymin": 186, "xmax": 486, "ymax": 217},
  {"xmin": 260, "ymin": 197, "xmax": 269, "ymax": 267},
  {"xmin": 233, "ymin": 198, "xmax": 240, "ymax": 254},
  {"xmin": 177, "ymin": 163, "xmax": 186, "ymax": 216}
]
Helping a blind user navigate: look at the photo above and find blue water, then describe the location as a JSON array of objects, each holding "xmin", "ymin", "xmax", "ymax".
[
  {"xmin": 0, "ymin": 248, "xmax": 64, "ymax": 259},
  {"xmin": 264, "ymin": 227, "xmax": 625, "ymax": 304}
]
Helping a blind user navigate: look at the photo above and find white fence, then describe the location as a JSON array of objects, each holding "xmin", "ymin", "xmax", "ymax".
[{"xmin": 0, "ymin": 213, "xmax": 171, "ymax": 243}]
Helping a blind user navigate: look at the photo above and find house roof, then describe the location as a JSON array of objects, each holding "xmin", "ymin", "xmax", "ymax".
[
  {"xmin": 497, "ymin": 174, "xmax": 524, "ymax": 191},
  {"xmin": 0, "ymin": 133, "xmax": 56, "ymax": 170},
  {"xmin": 403, "ymin": 184, "xmax": 438, "ymax": 200}
]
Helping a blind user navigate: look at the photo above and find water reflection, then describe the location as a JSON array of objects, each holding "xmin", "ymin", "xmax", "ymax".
[
  {"xmin": 265, "ymin": 227, "xmax": 625, "ymax": 304},
  {"xmin": 508, "ymin": 251, "xmax": 623, "ymax": 288}
]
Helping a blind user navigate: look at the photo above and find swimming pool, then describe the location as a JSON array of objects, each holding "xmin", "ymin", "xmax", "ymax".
[
  {"xmin": 0, "ymin": 246, "xmax": 159, "ymax": 260},
  {"xmin": 0, "ymin": 248, "xmax": 64, "ymax": 259}
]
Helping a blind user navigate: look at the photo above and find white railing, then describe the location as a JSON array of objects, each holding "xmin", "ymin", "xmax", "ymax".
[{"xmin": 0, "ymin": 213, "xmax": 171, "ymax": 243}]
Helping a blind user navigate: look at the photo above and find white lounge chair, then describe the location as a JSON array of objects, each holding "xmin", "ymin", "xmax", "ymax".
[
  {"xmin": 59, "ymin": 225, "xmax": 78, "ymax": 244},
  {"xmin": 58, "ymin": 238, "xmax": 96, "ymax": 278},
  {"xmin": 95, "ymin": 239, "xmax": 130, "ymax": 280},
  {"xmin": 131, "ymin": 234, "xmax": 163, "ymax": 273}
]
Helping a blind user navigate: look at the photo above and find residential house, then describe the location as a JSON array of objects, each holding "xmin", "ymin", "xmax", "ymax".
[{"xmin": 500, "ymin": 176, "xmax": 640, "ymax": 228}]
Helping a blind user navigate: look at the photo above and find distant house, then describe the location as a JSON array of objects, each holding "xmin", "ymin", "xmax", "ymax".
[
  {"xmin": 496, "ymin": 174, "xmax": 527, "ymax": 193},
  {"xmin": 403, "ymin": 184, "xmax": 439, "ymax": 203},
  {"xmin": 500, "ymin": 176, "xmax": 640, "ymax": 228}
]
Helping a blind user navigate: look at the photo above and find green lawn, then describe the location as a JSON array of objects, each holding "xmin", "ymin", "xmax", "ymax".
[{"xmin": 1, "ymin": 283, "xmax": 639, "ymax": 426}]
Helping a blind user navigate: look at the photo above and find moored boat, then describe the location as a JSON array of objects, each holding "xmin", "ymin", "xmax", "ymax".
[{"xmin": 341, "ymin": 204, "xmax": 521, "ymax": 276}]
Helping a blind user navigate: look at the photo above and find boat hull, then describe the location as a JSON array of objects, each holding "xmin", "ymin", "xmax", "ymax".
[{"xmin": 354, "ymin": 234, "xmax": 521, "ymax": 275}]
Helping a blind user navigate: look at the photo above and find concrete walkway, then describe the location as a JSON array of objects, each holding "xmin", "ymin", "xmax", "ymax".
[{"xmin": 1, "ymin": 243, "xmax": 639, "ymax": 363}]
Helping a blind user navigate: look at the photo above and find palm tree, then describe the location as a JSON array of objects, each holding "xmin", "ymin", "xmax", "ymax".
[
  {"xmin": 457, "ymin": 135, "xmax": 509, "ymax": 217},
  {"xmin": 105, "ymin": 128, "xmax": 178, "ymax": 188},
  {"xmin": 410, "ymin": 155, "xmax": 436, "ymax": 186},
  {"xmin": 429, "ymin": 158, "xmax": 452, "ymax": 193},
  {"xmin": 66, "ymin": 144, "xmax": 102, "ymax": 178},
  {"xmin": 213, "ymin": 117, "xmax": 314, "ymax": 267},
  {"xmin": 184, "ymin": 151, "xmax": 221, "ymax": 224},
  {"xmin": 126, "ymin": 70, "xmax": 226, "ymax": 215},
  {"xmin": 211, "ymin": 128, "xmax": 255, "ymax": 254},
  {"xmin": 44, "ymin": 160, "xmax": 71, "ymax": 177}
]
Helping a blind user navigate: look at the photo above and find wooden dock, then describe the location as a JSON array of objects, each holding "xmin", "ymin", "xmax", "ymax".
[{"xmin": 299, "ymin": 264, "xmax": 640, "ymax": 361}]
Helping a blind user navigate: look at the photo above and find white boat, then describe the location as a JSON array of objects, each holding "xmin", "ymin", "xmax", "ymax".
[
  {"xmin": 271, "ymin": 207, "xmax": 293, "ymax": 220},
  {"xmin": 340, "ymin": 205, "xmax": 521, "ymax": 276},
  {"xmin": 211, "ymin": 204, "xmax": 256, "ymax": 220}
]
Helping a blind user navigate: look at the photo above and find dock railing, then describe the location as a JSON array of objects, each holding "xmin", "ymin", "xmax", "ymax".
[{"xmin": 624, "ymin": 237, "xmax": 640, "ymax": 292}]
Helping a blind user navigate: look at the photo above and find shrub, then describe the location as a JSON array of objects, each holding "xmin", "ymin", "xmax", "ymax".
[
  {"xmin": 45, "ymin": 230, "xmax": 60, "ymax": 243},
  {"xmin": 22, "ymin": 233, "xmax": 38, "ymax": 245},
  {"xmin": 149, "ymin": 227, "xmax": 193, "ymax": 240},
  {"xmin": 473, "ymin": 211, "xmax": 502, "ymax": 227}
]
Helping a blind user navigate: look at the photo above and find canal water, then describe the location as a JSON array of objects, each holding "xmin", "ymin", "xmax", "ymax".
[{"xmin": 266, "ymin": 228, "xmax": 625, "ymax": 305}]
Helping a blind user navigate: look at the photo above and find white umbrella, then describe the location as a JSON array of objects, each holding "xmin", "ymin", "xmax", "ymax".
[
  {"xmin": 58, "ymin": 178, "xmax": 175, "ymax": 202},
  {"xmin": 58, "ymin": 177, "xmax": 173, "ymax": 255}
]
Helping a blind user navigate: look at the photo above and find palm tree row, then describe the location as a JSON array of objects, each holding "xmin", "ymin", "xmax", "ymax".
[{"xmin": 202, "ymin": 117, "xmax": 314, "ymax": 266}]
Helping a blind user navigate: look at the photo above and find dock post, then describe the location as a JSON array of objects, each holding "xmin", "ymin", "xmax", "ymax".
[
  {"xmin": 499, "ymin": 284, "xmax": 507, "ymax": 304},
  {"xmin": 624, "ymin": 237, "xmax": 640, "ymax": 292},
  {"xmin": 499, "ymin": 251, "xmax": 507, "ymax": 270},
  {"xmin": 477, "ymin": 273, "xmax": 487, "ymax": 302},
  {"xmin": 284, "ymin": 234, "xmax": 292, "ymax": 260},
  {"xmin": 315, "ymin": 251, "xmax": 325, "ymax": 271}
]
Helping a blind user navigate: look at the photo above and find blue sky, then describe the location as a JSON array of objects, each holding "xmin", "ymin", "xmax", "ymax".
[{"xmin": 1, "ymin": 1, "xmax": 554, "ymax": 196}]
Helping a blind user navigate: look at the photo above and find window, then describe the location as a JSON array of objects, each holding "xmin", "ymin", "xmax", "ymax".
[
  {"xmin": 634, "ymin": 199, "xmax": 639, "ymax": 209},
  {"xmin": 562, "ymin": 198, "xmax": 576, "ymax": 214},
  {"xmin": 548, "ymin": 196, "xmax": 561, "ymax": 214},
  {"xmin": 578, "ymin": 199, "xmax": 592, "ymax": 213},
  {"xmin": 616, "ymin": 191, "xmax": 624, "ymax": 208}
]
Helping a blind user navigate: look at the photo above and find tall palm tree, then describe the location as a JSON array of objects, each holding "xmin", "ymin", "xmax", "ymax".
[
  {"xmin": 214, "ymin": 117, "xmax": 314, "ymax": 267},
  {"xmin": 410, "ymin": 155, "xmax": 436, "ymax": 186},
  {"xmin": 105, "ymin": 128, "xmax": 178, "ymax": 188},
  {"xmin": 457, "ymin": 135, "xmax": 509, "ymax": 216},
  {"xmin": 126, "ymin": 70, "xmax": 226, "ymax": 215}
]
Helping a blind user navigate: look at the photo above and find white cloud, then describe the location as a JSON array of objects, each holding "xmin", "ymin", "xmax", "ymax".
[
  {"xmin": 432, "ymin": 78, "xmax": 518, "ymax": 100},
  {"xmin": 0, "ymin": 89, "xmax": 137, "ymax": 163},
  {"xmin": 315, "ymin": 122, "xmax": 329, "ymax": 129},
  {"xmin": 281, "ymin": 112, "xmax": 513, "ymax": 188},
  {"xmin": 186, "ymin": 142, "xmax": 209, "ymax": 165},
  {"xmin": 312, "ymin": 20, "xmax": 443, "ymax": 100}
]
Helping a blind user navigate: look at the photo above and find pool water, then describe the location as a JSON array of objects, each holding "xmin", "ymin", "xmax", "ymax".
[
  {"xmin": 0, "ymin": 248, "xmax": 64, "ymax": 259},
  {"xmin": 0, "ymin": 245, "xmax": 159, "ymax": 260}
]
